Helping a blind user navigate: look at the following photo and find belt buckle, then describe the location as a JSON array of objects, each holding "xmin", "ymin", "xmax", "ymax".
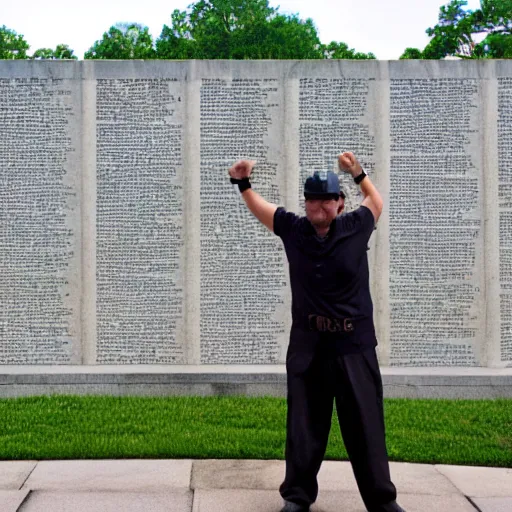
[
  {"xmin": 308, "ymin": 314, "xmax": 332, "ymax": 333},
  {"xmin": 344, "ymin": 318, "xmax": 354, "ymax": 332}
]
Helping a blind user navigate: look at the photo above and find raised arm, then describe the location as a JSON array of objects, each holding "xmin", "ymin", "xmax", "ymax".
[
  {"xmin": 229, "ymin": 160, "xmax": 277, "ymax": 232},
  {"xmin": 338, "ymin": 152, "xmax": 383, "ymax": 223}
]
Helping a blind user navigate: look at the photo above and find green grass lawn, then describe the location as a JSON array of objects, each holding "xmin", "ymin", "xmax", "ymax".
[{"xmin": 0, "ymin": 396, "xmax": 510, "ymax": 467}]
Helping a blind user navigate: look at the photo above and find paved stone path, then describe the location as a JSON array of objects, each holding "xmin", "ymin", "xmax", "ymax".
[{"xmin": 0, "ymin": 459, "xmax": 511, "ymax": 511}]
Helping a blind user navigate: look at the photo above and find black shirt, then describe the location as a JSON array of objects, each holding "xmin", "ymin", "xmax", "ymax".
[{"xmin": 274, "ymin": 205, "xmax": 377, "ymax": 347}]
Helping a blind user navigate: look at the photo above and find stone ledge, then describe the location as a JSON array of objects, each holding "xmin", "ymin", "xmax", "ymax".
[{"xmin": 0, "ymin": 366, "xmax": 510, "ymax": 398}]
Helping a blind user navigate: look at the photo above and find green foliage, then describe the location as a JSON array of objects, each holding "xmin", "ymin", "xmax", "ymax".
[
  {"xmin": 32, "ymin": 44, "xmax": 77, "ymax": 60},
  {"xmin": 156, "ymin": 0, "xmax": 374, "ymax": 60},
  {"xmin": 0, "ymin": 25, "xmax": 29, "ymax": 59},
  {"xmin": 156, "ymin": 10, "xmax": 198, "ymax": 59},
  {"xmin": 478, "ymin": 0, "xmax": 512, "ymax": 32},
  {"xmin": 474, "ymin": 0, "xmax": 512, "ymax": 57},
  {"xmin": 85, "ymin": 23, "xmax": 156, "ymax": 59},
  {"xmin": 399, "ymin": 47, "xmax": 423, "ymax": 59},
  {"xmin": 53, "ymin": 44, "xmax": 77, "ymax": 59},
  {"xmin": 32, "ymin": 48, "xmax": 54, "ymax": 59},
  {"xmin": 157, "ymin": 0, "xmax": 317, "ymax": 59},
  {"xmin": 408, "ymin": 0, "xmax": 512, "ymax": 59},
  {"xmin": 423, "ymin": 0, "xmax": 475, "ymax": 58},
  {"xmin": 475, "ymin": 32, "xmax": 512, "ymax": 57},
  {"xmin": 0, "ymin": 0, "xmax": 373, "ymax": 61},
  {"xmin": 322, "ymin": 41, "xmax": 375, "ymax": 60},
  {"xmin": 261, "ymin": 14, "xmax": 323, "ymax": 60},
  {"xmin": 9, "ymin": 0, "xmax": 511, "ymax": 61}
]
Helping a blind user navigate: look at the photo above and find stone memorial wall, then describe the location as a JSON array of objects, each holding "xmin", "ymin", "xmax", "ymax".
[{"xmin": 0, "ymin": 60, "xmax": 510, "ymax": 368}]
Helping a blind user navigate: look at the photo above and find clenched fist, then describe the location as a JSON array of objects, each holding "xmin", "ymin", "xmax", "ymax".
[
  {"xmin": 229, "ymin": 160, "xmax": 256, "ymax": 180},
  {"xmin": 338, "ymin": 152, "xmax": 362, "ymax": 178}
]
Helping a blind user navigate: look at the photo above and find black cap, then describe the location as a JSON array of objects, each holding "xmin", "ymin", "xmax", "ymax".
[{"xmin": 304, "ymin": 171, "xmax": 345, "ymax": 200}]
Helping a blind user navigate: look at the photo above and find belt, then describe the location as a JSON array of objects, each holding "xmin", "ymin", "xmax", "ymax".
[{"xmin": 307, "ymin": 314, "xmax": 355, "ymax": 333}]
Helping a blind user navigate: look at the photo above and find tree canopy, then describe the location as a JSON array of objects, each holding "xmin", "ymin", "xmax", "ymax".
[
  {"xmin": 1, "ymin": 0, "xmax": 511, "ymax": 61},
  {"xmin": 0, "ymin": 26, "xmax": 29, "ymax": 59},
  {"xmin": 32, "ymin": 44, "xmax": 77, "ymax": 60},
  {"xmin": 156, "ymin": 0, "xmax": 374, "ymax": 60},
  {"xmin": 400, "ymin": 0, "xmax": 512, "ymax": 59},
  {"xmin": 1, "ymin": 25, "xmax": 77, "ymax": 60},
  {"xmin": 85, "ymin": 23, "xmax": 156, "ymax": 59}
]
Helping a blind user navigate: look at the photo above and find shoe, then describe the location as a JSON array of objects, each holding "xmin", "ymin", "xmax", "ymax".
[
  {"xmin": 381, "ymin": 501, "xmax": 406, "ymax": 512},
  {"xmin": 280, "ymin": 500, "xmax": 310, "ymax": 512}
]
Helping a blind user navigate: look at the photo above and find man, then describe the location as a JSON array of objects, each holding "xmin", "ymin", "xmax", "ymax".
[{"xmin": 228, "ymin": 153, "xmax": 404, "ymax": 512}]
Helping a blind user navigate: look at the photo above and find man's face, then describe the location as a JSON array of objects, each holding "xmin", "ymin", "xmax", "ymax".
[{"xmin": 305, "ymin": 197, "xmax": 344, "ymax": 228}]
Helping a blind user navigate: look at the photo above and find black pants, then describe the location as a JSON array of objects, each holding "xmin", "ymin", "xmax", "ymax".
[{"xmin": 279, "ymin": 330, "xmax": 397, "ymax": 512}]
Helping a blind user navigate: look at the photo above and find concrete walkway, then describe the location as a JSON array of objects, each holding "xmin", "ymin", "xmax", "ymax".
[{"xmin": 0, "ymin": 459, "xmax": 511, "ymax": 512}]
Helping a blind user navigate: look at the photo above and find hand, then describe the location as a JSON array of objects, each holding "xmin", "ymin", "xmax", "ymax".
[
  {"xmin": 338, "ymin": 152, "xmax": 362, "ymax": 178},
  {"xmin": 229, "ymin": 160, "xmax": 256, "ymax": 180}
]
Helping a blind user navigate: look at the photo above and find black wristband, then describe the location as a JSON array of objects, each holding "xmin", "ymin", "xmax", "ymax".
[
  {"xmin": 354, "ymin": 170, "xmax": 367, "ymax": 185},
  {"xmin": 230, "ymin": 177, "xmax": 252, "ymax": 193}
]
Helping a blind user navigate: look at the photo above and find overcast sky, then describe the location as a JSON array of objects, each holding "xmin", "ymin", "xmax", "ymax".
[{"xmin": 3, "ymin": 0, "xmax": 482, "ymax": 60}]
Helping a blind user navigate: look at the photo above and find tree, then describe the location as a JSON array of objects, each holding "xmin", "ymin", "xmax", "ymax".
[
  {"xmin": 473, "ymin": 0, "xmax": 512, "ymax": 57},
  {"xmin": 157, "ymin": 0, "xmax": 317, "ymax": 59},
  {"xmin": 32, "ymin": 44, "xmax": 77, "ymax": 60},
  {"xmin": 156, "ymin": 10, "xmax": 198, "ymax": 59},
  {"xmin": 476, "ymin": 0, "xmax": 512, "ymax": 34},
  {"xmin": 32, "ymin": 48, "xmax": 54, "ymax": 59},
  {"xmin": 475, "ymin": 33, "xmax": 512, "ymax": 57},
  {"xmin": 399, "ymin": 47, "xmax": 423, "ymax": 59},
  {"xmin": 404, "ymin": 0, "xmax": 512, "ymax": 59},
  {"xmin": 156, "ymin": 0, "xmax": 373, "ymax": 60},
  {"xmin": 0, "ymin": 26, "xmax": 29, "ymax": 59},
  {"xmin": 85, "ymin": 23, "xmax": 156, "ymax": 59},
  {"xmin": 423, "ymin": 0, "xmax": 475, "ymax": 58},
  {"xmin": 322, "ymin": 41, "xmax": 375, "ymax": 60},
  {"xmin": 185, "ymin": 0, "xmax": 277, "ymax": 59},
  {"xmin": 258, "ymin": 14, "xmax": 324, "ymax": 59}
]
